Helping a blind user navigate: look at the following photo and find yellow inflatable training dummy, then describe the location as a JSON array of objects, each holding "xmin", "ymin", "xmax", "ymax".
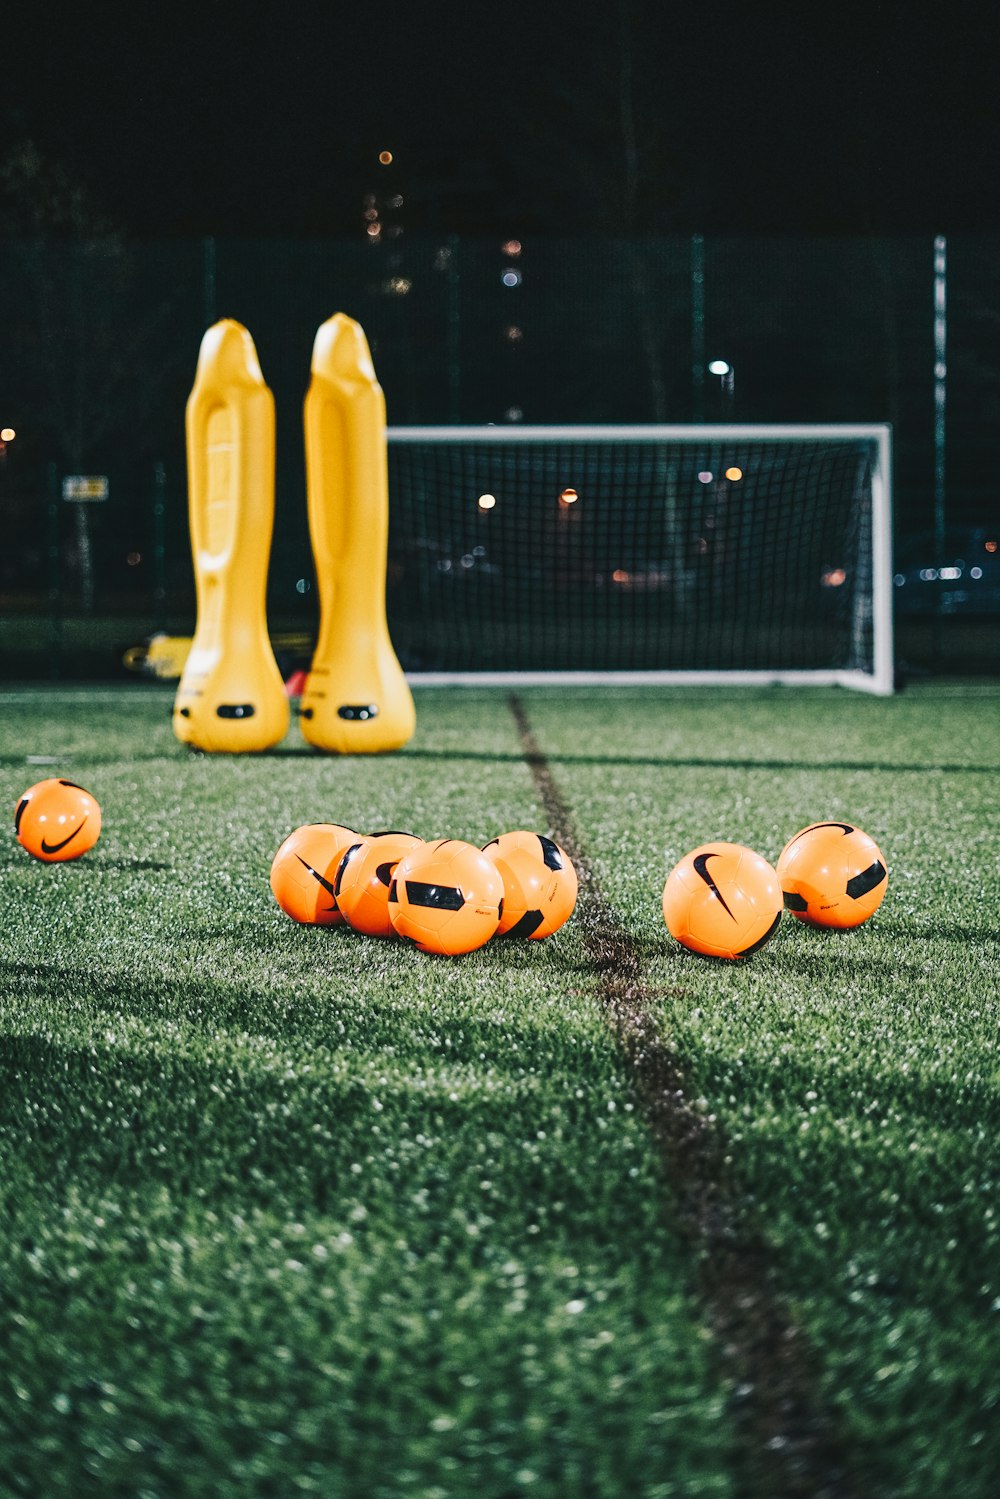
[
  {"xmin": 298, "ymin": 313, "xmax": 415, "ymax": 754},
  {"xmin": 172, "ymin": 320, "xmax": 290, "ymax": 753}
]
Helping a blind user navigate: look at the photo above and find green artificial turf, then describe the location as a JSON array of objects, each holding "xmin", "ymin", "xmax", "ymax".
[{"xmin": 1, "ymin": 681, "xmax": 998, "ymax": 1498}]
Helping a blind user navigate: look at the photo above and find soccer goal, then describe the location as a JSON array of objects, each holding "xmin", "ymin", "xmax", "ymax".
[{"xmin": 385, "ymin": 424, "xmax": 893, "ymax": 695}]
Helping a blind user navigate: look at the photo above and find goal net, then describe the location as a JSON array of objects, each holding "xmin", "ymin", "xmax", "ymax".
[{"xmin": 384, "ymin": 425, "xmax": 893, "ymax": 694}]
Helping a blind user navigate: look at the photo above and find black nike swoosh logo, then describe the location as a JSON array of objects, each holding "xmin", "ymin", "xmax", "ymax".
[
  {"xmin": 737, "ymin": 910, "xmax": 783, "ymax": 957},
  {"xmin": 40, "ymin": 820, "xmax": 88, "ymax": 855},
  {"xmin": 787, "ymin": 822, "xmax": 854, "ymax": 849},
  {"xmin": 536, "ymin": 835, "xmax": 563, "ymax": 871},
  {"xmin": 375, "ymin": 861, "xmax": 397, "ymax": 887},
  {"xmin": 692, "ymin": 851, "xmax": 736, "ymax": 921},
  {"xmin": 294, "ymin": 854, "xmax": 338, "ymax": 902},
  {"xmin": 334, "ymin": 843, "xmax": 364, "ymax": 897}
]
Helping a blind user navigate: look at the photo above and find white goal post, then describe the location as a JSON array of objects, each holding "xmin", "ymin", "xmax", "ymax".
[{"xmin": 385, "ymin": 424, "xmax": 894, "ymax": 695}]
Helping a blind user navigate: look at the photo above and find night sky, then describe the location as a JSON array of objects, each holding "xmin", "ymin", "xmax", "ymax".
[{"xmin": 3, "ymin": 2, "xmax": 998, "ymax": 240}]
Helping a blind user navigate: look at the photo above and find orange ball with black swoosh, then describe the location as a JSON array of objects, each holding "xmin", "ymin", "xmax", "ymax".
[
  {"xmin": 662, "ymin": 841, "xmax": 782, "ymax": 961},
  {"xmin": 776, "ymin": 821, "xmax": 887, "ymax": 930},
  {"xmin": 14, "ymin": 777, "xmax": 102, "ymax": 862},
  {"xmin": 388, "ymin": 838, "xmax": 504, "ymax": 955},
  {"xmin": 269, "ymin": 822, "xmax": 359, "ymax": 925},
  {"xmin": 334, "ymin": 830, "xmax": 424, "ymax": 938},
  {"xmin": 481, "ymin": 830, "xmax": 578, "ymax": 938}
]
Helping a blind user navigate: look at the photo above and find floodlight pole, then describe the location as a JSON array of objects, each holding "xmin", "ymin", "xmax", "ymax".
[
  {"xmin": 933, "ymin": 235, "xmax": 947, "ymax": 566},
  {"xmin": 723, "ymin": 364, "xmax": 735, "ymax": 415},
  {"xmin": 691, "ymin": 234, "xmax": 706, "ymax": 422},
  {"xmin": 46, "ymin": 462, "xmax": 63, "ymax": 678},
  {"xmin": 446, "ymin": 234, "xmax": 461, "ymax": 423},
  {"xmin": 708, "ymin": 360, "xmax": 735, "ymax": 417}
]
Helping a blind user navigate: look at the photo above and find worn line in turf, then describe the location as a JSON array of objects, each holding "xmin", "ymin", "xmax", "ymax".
[{"xmin": 509, "ymin": 694, "xmax": 866, "ymax": 1499}]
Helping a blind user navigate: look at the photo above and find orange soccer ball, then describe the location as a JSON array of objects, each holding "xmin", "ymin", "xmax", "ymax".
[
  {"xmin": 269, "ymin": 822, "xmax": 359, "ymax": 925},
  {"xmin": 776, "ymin": 821, "xmax": 888, "ymax": 930},
  {"xmin": 662, "ymin": 841, "xmax": 782, "ymax": 961},
  {"xmin": 334, "ymin": 830, "xmax": 423, "ymax": 938},
  {"xmin": 14, "ymin": 777, "xmax": 102, "ymax": 862},
  {"xmin": 481, "ymin": 830, "xmax": 578, "ymax": 938},
  {"xmin": 388, "ymin": 838, "xmax": 504, "ymax": 955}
]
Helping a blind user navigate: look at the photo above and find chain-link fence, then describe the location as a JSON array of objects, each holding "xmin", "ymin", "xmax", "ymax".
[{"xmin": 1, "ymin": 234, "xmax": 997, "ymax": 678}]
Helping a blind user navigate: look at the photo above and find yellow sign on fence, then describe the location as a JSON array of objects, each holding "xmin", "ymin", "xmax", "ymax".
[{"xmin": 62, "ymin": 475, "xmax": 109, "ymax": 501}]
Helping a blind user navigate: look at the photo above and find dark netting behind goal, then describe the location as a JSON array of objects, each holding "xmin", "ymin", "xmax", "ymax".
[{"xmin": 384, "ymin": 427, "xmax": 891, "ymax": 684}]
